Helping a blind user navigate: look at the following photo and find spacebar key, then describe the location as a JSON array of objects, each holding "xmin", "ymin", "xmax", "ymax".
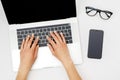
[{"xmin": 39, "ymin": 44, "xmax": 47, "ymax": 47}]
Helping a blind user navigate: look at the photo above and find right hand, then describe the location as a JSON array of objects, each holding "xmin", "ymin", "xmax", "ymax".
[{"xmin": 47, "ymin": 31, "xmax": 72, "ymax": 64}]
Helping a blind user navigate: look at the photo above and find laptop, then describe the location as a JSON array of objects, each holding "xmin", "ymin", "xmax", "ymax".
[{"xmin": 1, "ymin": 0, "xmax": 82, "ymax": 71}]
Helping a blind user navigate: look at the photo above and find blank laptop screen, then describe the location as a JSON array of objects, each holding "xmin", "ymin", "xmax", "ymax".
[{"xmin": 1, "ymin": 0, "xmax": 76, "ymax": 24}]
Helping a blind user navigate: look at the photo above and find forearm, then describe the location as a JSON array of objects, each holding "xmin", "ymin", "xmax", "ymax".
[
  {"xmin": 63, "ymin": 59, "xmax": 82, "ymax": 80},
  {"xmin": 16, "ymin": 67, "xmax": 30, "ymax": 80}
]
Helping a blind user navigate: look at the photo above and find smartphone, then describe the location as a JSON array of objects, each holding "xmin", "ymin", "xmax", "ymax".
[{"xmin": 88, "ymin": 29, "xmax": 104, "ymax": 59}]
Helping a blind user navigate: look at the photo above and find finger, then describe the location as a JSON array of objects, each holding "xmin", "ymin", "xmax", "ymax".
[
  {"xmin": 47, "ymin": 36, "xmax": 56, "ymax": 47},
  {"xmin": 20, "ymin": 39, "xmax": 25, "ymax": 51},
  {"xmin": 60, "ymin": 32, "xmax": 66, "ymax": 43},
  {"xmin": 34, "ymin": 45, "xmax": 39, "ymax": 59},
  {"xmin": 31, "ymin": 36, "xmax": 39, "ymax": 49},
  {"xmin": 24, "ymin": 35, "xmax": 30, "ymax": 47},
  {"xmin": 47, "ymin": 44, "xmax": 55, "ymax": 55},
  {"xmin": 50, "ymin": 32, "xmax": 59, "ymax": 43},
  {"xmin": 54, "ymin": 31, "xmax": 63, "ymax": 43},
  {"xmin": 27, "ymin": 34, "xmax": 34, "ymax": 47}
]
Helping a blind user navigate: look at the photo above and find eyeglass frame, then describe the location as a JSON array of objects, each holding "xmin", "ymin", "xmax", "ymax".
[{"xmin": 85, "ymin": 6, "xmax": 113, "ymax": 20}]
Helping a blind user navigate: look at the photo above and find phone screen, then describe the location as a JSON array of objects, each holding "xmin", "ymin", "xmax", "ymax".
[{"xmin": 88, "ymin": 29, "xmax": 104, "ymax": 59}]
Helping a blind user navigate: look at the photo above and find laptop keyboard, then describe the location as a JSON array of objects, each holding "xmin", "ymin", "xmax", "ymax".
[{"xmin": 17, "ymin": 23, "xmax": 73, "ymax": 49}]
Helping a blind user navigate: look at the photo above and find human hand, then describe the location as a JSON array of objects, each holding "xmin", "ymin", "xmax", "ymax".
[
  {"xmin": 19, "ymin": 34, "xmax": 39, "ymax": 72},
  {"xmin": 47, "ymin": 31, "xmax": 72, "ymax": 65},
  {"xmin": 47, "ymin": 32, "xmax": 82, "ymax": 80}
]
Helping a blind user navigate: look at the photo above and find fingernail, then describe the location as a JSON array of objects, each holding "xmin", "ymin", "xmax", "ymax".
[
  {"xmin": 50, "ymin": 31, "xmax": 53, "ymax": 33},
  {"xmin": 46, "ymin": 36, "xmax": 49, "ymax": 38},
  {"xmin": 60, "ymin": 32, "xmax": 62, "ymax": 34},
  {"xmin": 27, "ymin": 35, "xmax": 30, "ymax": 37},
  {"xmin": 32, "ymin": 33, "xmax": 34, "ymax": 36},
  {"xmin": 37, "ymin": 45, "xmax": 39, "ymax": 47},
  {"xmin": 47, "ymin": 44, "xmax": 49, "ymax": 46},
  {"xmin": 37, "ymin": 36, "xmax": 39, "ymax": 39}
]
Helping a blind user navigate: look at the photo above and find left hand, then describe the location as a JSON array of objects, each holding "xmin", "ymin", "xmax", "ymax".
[{"xmin": 19, "ymin": 34, "xmax": 39, "ymax": 72}]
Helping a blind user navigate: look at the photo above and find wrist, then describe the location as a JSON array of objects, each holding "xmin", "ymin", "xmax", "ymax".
[
  {"xmin": 62, "ymin": 57, "xmax": 73, "ymax": 67},
  {"xmin": 19, "ymin": 62, "xmax": 32, "ymax": 72},
  {"xmin": 17, "ymin": 65, "xmax": 30, "ymax": 79}
]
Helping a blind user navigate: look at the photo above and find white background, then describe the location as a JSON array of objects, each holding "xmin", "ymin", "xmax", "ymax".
[{"xmin": 0, "ymin": 0, "xmax": 120, "ymax": 80}]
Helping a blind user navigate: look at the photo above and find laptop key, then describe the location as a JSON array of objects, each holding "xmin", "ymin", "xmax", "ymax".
[{"xmin": 17, "ymin": 31, "xmax": 20, "ymax": 35}]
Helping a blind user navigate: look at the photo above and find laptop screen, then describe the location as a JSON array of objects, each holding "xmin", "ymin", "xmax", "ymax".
[{"xmin": 1, "ymin": 0, "xmax": 76, "ymax": 24}]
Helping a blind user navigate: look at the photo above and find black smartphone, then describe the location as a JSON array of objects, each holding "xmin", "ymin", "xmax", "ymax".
[{"xmin": 88, "ymin": 29, "xmax": 104, "ymax": 59}]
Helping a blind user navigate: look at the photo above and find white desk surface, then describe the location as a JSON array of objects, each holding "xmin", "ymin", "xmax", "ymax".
[{"xmin": 0, "ymin": 0, "xmax": 120, "ymax": 80}]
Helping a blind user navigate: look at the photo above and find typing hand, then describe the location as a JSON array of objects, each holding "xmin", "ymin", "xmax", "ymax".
[
  {"xmin": 47, "ymin": 31, "xmax": 72, "ymax": 64},
  {"xmin": 19, "ymin": 34, "xmax": 39, "ymax": 72}
]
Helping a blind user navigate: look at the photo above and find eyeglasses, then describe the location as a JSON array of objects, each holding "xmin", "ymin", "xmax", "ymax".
[{"xmin": 85, "ymin": 6, "xmax": 113, "ymax": 20}]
